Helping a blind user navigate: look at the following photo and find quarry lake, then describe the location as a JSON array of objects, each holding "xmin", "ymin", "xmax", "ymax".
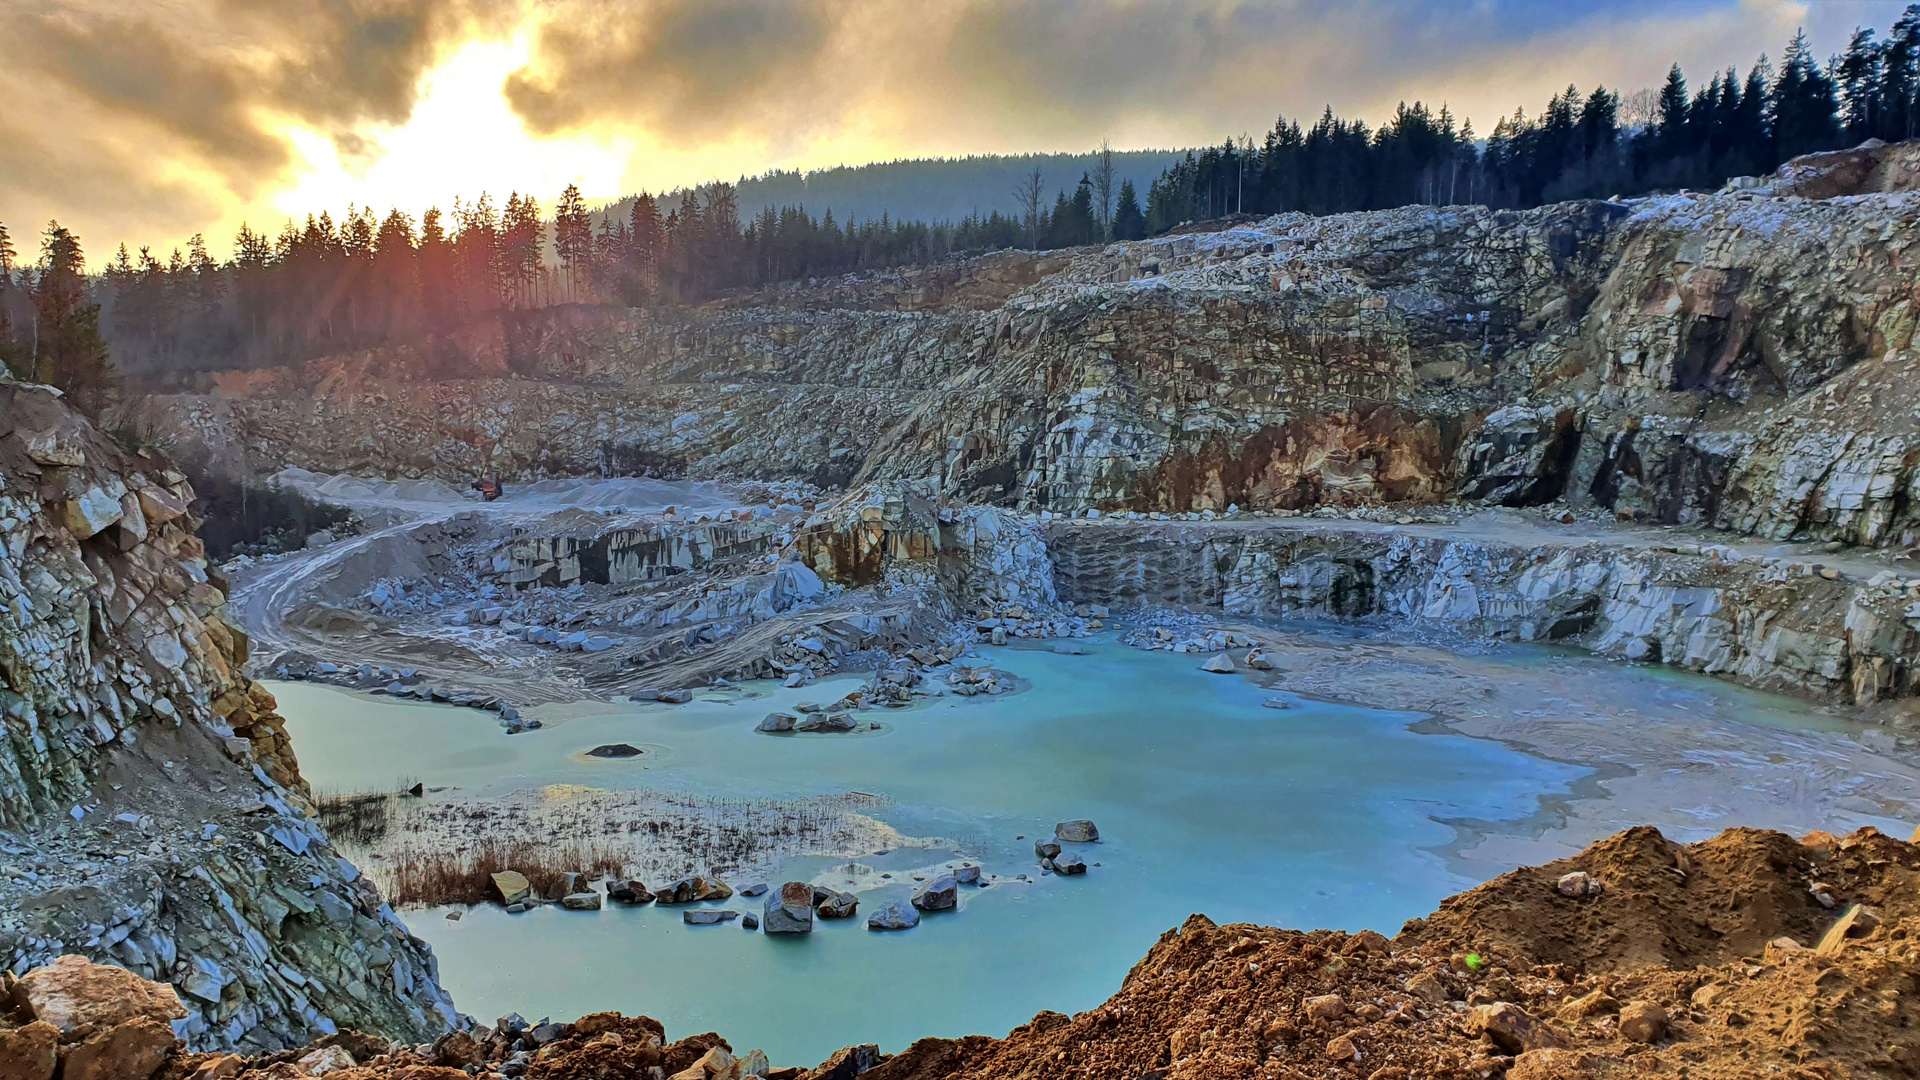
[{"xmin": 270, "ymin": 636, "xmax": 1889, "ymax": 1064}]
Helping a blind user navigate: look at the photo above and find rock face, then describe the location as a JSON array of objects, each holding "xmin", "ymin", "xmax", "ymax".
[
  {"xmin": 150, "ymin": 148, "xmax": 1920, "ymax": 554},
  {"xmin": 1047, "ymin": 517, "xmax": 1920, "ymax": 705},
  {"xmin": 763, "ymin": 882, "xmax": 815, "ymax": 934},
  {"xmin": 0, "ymin": 380, "xmax": 455, "ymax": 1052}
]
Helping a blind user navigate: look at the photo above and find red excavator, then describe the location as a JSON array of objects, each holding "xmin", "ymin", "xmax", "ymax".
[{"xmin": 473, "ymin": 472, "xmax": 504, "ymax": 501}]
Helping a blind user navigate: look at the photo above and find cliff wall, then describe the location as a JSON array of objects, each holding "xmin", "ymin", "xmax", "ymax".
[
  {"xmin": 0, "ymin": 379, "xmax": 456, "ymax": 1051},
  {"xmin": 149, "ymin": 142, "xmax": 1920, "ymax": 548}
]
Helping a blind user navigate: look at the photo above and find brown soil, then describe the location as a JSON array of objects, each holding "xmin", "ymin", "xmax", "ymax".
[{"xmin": 172, "ymin": 825, "xmax": 1920, "ymax": 1080}]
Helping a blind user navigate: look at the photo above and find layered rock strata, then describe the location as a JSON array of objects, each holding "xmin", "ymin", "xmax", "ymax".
[
  {"xmin": 0, "ymin": 379, "xmax": 456, "ymax": 1051},
  {"xmin": 1045, "ymin": 514, "xmax": 1920, "ymax": 705},
  {"xmin": 150, "ymin": 142, "xmax": 1920, "ymax": 549}
]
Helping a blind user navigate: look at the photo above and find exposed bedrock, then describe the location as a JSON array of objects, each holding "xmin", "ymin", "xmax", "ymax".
[
  {"xmin": 148, "ymin": 143, "xmax": 1920, "ymax": 549},
  {"xmin": 0, "ymin": 379, "xmax": 456, "ymax": 1052},
  {"xmin": 1045, "ymin": 517, "xmax": 1920, "ymax": 705}
]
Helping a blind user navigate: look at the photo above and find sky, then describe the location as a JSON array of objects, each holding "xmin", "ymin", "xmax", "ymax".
[{"xmin": 0, "ymin": 0, "xmax": 1890, "ymax": 262}]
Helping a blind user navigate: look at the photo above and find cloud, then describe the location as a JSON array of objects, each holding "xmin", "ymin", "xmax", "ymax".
[
  {"xmin": 0, "ymin": 0, "xmax": 492, "ymax": 253},
  {"xmin": 504, "ymin": 0, "xmax": 834, "ymax": 139},
  {"xmin": 0, "ymin": 0, "xmax": 1868, "ymax": 256}
]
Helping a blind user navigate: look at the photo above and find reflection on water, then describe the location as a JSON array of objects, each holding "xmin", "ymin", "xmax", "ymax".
[{"xmin": 273, "ymin": 637, "xmax": 1788, "ymax": 1063}]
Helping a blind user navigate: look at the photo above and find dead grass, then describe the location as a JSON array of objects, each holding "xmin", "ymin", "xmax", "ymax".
[
  {"xmin": 385, "ymin": 839, "xmax": 627, "ymax": 906},
  {"xmin": 327, "ymin": 785, "xmax": 910, "ymax": 908}
]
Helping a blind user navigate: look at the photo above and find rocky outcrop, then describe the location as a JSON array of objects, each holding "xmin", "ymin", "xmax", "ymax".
[
  {"xmin": 1046, "ymin": 515, "xmax": 1920, "ymax": 705},
  {"xmin": 0, "ymin": 379, "xmax": 456, "ymax": 1052},
  {"xmin": 147, "ymin": 145, "xmax": 1920, "ymax": 552}
]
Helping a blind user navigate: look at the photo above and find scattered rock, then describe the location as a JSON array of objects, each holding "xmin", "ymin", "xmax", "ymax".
[
  {"xmin": 1509, "ymin": 1048, "xmax": 1593, "ymax": 1080},
  {"xmin": 764, "ymin": 882, "xmax": 816, "ymax": 934},
  {"xmin": 867, "ymin": 901, "xmax": 920, "ymax": 931},
  {"xmin": 490, "ymin": 870, "xmax": 534, "ymax": 906},
  {"xmin": 561, "ymin": 891, "xmax": 603, "ymax": 911},
  {"xmin": 742, "ymin": 914, "xmax": 760, "ymax": 930},
  {"xmin": 1052, "ymin": 641, "xmax": 1087, "ymax": 655},
  {"xmin": 809, "ymin": 1044, "xmax": 881, "ymax": 1080},
  {"xmin": 740, "ymin": 882, "xmax": 770, "ymax": 897},
  {"xmin": 1261, "ymin": 697, "xmax": 1291, "ymax": 709},
  {"xmin": 758, "ymin": 712, "xmax": 798, "ymax": 733},
  {"xmin": 1466, "ymin": 1002, "xmax": 1566, "ymax": 1054},
  {"xmin": 1617, "ymin": 1001, "xmax": 1668, "ymax": 1043},
  {"xmin": 1324, "ymin": 1033, "xmax": 1357, "ymax": 1061},
  {"xmin": 608, "ymin": 880, "xmax": 656, "ymax": 905},
  {"xmin": 912, "ymin": 874, "xmax": 958, "ymax": 911},
  {"xmin": 1304, "ymin": 994, "xmax": 1346, "ymax": 1022},
  {"xmin": 1054, "ymin": 819, "xmax": 1099, "ymax": 842},
  {"xmin": 1815, "ymin": 904, "xmax": 1882, "ymax": 956},
  {"xmin": 816, "ymin": 891, "xmax": 859, "ymax": 919},
  {"xmin": 953, "ymin": 864, "xmax": 981, "ymax": 885},
  {"xmin": 586, "ymin": 743, "xmax": 644, "ymax": 758},
  {"xmin": 1052, "ymin": 851, "xmax": 1087, "ymax": 875},
  {"xmin": 1034, "ymin": 840, "xmax": 1062, "ymax": 860},
  {"xmin": 1405, "ymin": 971, "xmax": 1451, "ymax": 1004},
  {"xmin": 683, "ymin": 910, "xmax": 740, "ymax": 926},
  {"xmin": 1555, "ymin": 871, "xmax": 1604, "ymax": 898},
  {"xmin": 1200, "ymin": 653, "xmax": 1236, "ymax": 673}
]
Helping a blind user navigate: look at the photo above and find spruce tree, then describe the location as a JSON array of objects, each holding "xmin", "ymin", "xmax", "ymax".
[
  {"xmin": 30, "ymin": 222, "xmax": 118, "ymax": 418},
  {"xmin": 1112, "ymin": 181, "xmax": 1147, "ymax": 240}
]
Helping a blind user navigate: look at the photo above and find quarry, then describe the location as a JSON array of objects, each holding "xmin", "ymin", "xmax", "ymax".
[{"xmin": 6, "ymin": 141, "xmax": 1920, "ymax": 1079}]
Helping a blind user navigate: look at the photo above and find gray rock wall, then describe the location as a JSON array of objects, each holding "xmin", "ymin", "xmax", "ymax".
[
  {"xmin": 1044, "ymin": 519, "xmax": 1919, "ymax": 705},
  {"xmin": 0, "ymin": 379, "xmax": 456, "ymax": 1051}
]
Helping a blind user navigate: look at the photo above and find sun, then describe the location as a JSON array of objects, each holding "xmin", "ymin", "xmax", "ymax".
[{"xmin": 269, "ymin": 34, "xmax": 633, "ymax": 224}]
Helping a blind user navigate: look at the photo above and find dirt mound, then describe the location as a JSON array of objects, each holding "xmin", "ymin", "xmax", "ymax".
[
  {"xmin": 1400, "ymin": 825, "xmax": 1846, "ymax": 971},
  {"xmin": 146, "ymin": 825, "xmax": 1920, "ymax": 1080},
  {"xmin": 854, "ymin": 825, "xmax": 1920, "ymax": 1080}
]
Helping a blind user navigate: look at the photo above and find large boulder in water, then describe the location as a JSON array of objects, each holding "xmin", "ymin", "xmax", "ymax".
[
  {"xmin": 866, "ymin": 901, "xmax": 920, "ymax": 931},
  {"xmin": 912, "ymin": 874, "xmax": 958, "ymax": 912},
  {"xmin": 816, "ymin": 891, "xmax": 860, "ymax": 919},
  {"xmin": 1053, "ymin": 851, "xmax": 1087, "ymax": 875},
  {"xmin": 1054, "ymin": 819, "xmax": 1100, "ymax": 842},
  {"xmin": 757, "ymin": 712, "xmax": 797, "ymax": 733},
  {"xmin": 1201, "ymin": 653, "xmax": 1236, "ymax": 673},
  {"xmin": 764, "ymin": 882, "xmax": 816, "ymax": 933}
]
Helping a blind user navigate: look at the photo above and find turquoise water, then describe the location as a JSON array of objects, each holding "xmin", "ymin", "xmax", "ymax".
[{"xmin": 273, "ymin": 641, "xmax": 1583, "ymax": 1064}]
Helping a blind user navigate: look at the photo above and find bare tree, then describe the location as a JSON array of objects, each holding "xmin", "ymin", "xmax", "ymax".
[
  {"xmin": 1619, "ymin": 87, "xmax": 1661, "ymax": 134},
  {"xmin": 1013, "ymin": 166, "xmax": 1046, "ymax": 249},
  {"xmin": 1090, "ymin": 141, "xmax": 1116, "ymax": 239}
]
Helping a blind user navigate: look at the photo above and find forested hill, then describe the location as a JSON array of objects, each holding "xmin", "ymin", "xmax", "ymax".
[{"xmin": 601, "ymin": 150, "xmax": 1182, "ymax": 228}]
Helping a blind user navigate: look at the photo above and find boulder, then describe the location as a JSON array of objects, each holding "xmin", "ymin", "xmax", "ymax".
[
  {"xmin": 657, "ymin": 689, "xmax": 695, "ymax": 704},
  {"xmin": 764, "ymin": 882, "xmax": 816, "ymax": 933},
  {"xmin": 292, "ymin": 1046, "xmax": 356, "ymax": 1075},
  {"xmin": 1052, "ymin": 641, "xmax": 1087, "ymax": 655},
  {"xmin": 544, "ymin": 872, "xmax": 584, "ymax": 901},
  {"xmin": 1033, "ymin": 840, "xmax": 1062, "ymax": 860},
  {"xmin": 683, "ymin": 910, "xmax": 740, "ymax": 926},
  {"xmin": 1244, "ymin": 649, "xmax": 1275, "ymax": 670},
  {"xmin": 1052, "ymin": 851, "xmax": 1087, "ymax": 875},
  {"xmin": 1261, "ymin": 697, "xmax": 1291, "ymax": 710},
  {"xmin": 17, "ymin": 954, "xmax": 188, "ymax": 1035},
  {"xmin": 1555, "ymin": 871, "xmax": 1604, "ymax": 898},
  {"xmin": 953, "ymin": 864, "xmax": 981, "ymax": 885},
  {"xmin": 608, "ymin": 880, "xmax": 656, "ymax": 905},
  {"xmin": 491, "ymin": 871, "xmax": 533, "ymax": 905},
  {"xmin": 62, "ymin": 488, "xmax": 124, "ymax": 540},
  {"xmin": 1201, "ymin": 653, "xmax": 1235, "ymax": 673},
  {"xmin": 1304, "ymin": 994, "xmax": 1346, "ymax": 1021},
  {"xmin": 1617, "ymin": 1001, "xmax": 1668, "ymax": 1043},
  {"xmin": 668, "ymin": 1045, "xmax": 735, "ymax": 1080},
  {"xmin": 1405, "ymin": 971, "xmax": 1450, "ymax": 1004},
  {"xmin": 742, "ymin": 914, "xmax": 760, "ymax": 930},
  {"xmin": 809, "ymin": 1045, "xmax": 882, "ymax": 1080},
  {"xmin": 1466, "ymin": 1002, "xmax": 1566, "ymax": 1054},
  {"xmin": 795, "ymin": 712, "xmax": 857, "ymax": 733},
  {"xmin": 816, "ymin": 891, "xmax": 859, "ymax": 919},
  {"xmin": 586, "ymin": 743, "xmax": 644, "ymax": 758},
  {"xmin": 740, "ymin": 882, "xmax": 770, "ymax": 897},
  {"xmin": 561, "ymin": 891, "xmax": 603, "ymax": 911},
  {"xmin": 758, "ymin": 712, "xmax": 798, "ymax": 733},
  {"xmin": 1054, "ymin": 819, "xmax": 1099, "ymax": 843},
  {"xmin": 912, "ymin": 874, "xmax": 958, "ymax": 911},
  {"xmin": 867, "ymin": 901, "xmax": 920, "ymax": 931},
  {"xmin": 60, "ymin": 1018, "xmax": 179, "ymax": 1080},
  {"xmin": 659, "ymin": 876, "xmax": 733, "ymax": 904},
  {"xmin": 0, "ymin": 1021, "xmax": 58, "ymax": 1080}
]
